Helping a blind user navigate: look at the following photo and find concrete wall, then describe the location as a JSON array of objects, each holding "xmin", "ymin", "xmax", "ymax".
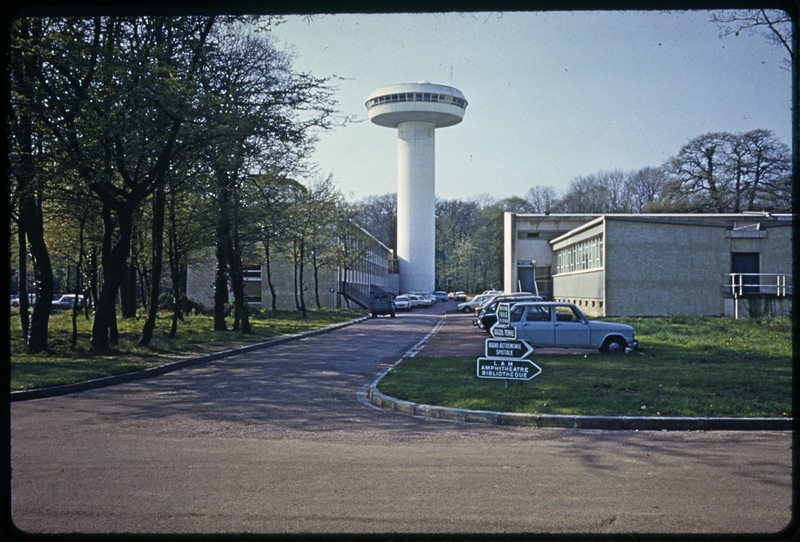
[{"xmin": 604, "ymin": 219, "xmax": 730, "ymax": 316}]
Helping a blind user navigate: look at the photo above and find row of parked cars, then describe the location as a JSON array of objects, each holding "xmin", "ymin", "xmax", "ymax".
[
  {"xmin": 369, "ymin": 290, "xmax": 451, "ymax": 318},
  {"xmin": 394, "ymin": 291, "xmax": 449, "ymax": 310},
  {"xmin": 457, "ymin": 291, "xmax": 638, "ymax": 354}
]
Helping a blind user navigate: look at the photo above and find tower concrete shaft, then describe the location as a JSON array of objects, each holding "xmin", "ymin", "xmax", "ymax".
[{"xmin": 397, "ymin": 122, "xmax": 436, "ymax": 293}]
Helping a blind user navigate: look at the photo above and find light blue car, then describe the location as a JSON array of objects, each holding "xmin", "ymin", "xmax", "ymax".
[{"xmin": 506, "ymin": 302, "xmax": 638, "ymax": 353}]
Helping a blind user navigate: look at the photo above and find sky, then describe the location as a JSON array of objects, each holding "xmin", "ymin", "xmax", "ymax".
[{"xmin": 268, "ymin": 10, "xmax": 792, "ymax": 202}]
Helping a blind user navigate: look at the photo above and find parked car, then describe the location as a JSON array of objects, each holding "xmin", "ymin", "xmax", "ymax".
[
  {"xmin": 370, "ymin": 291, "xmax": 396, "ymax": 318},
  {"xmin": 457, "ymin": 294, "xmax": 493, "ymax": 313},
  {"xmin": 411, "ymin": 293, "xmax": 433, "ymax": 307},
  {"xmin": 410, "ymin": 292, "xmax": 436, "ymax": 305},
  {"xmin": 52, "ymin": 294, "xmax": 85, "ymax": 309},
  {"xmin": 453, "ymin": 291, "xmax": 467, "ymax": 301},
  {"xmin": 433, "ymin": 291, "xmax": 449, "ymax": 302},
  {"xmin": 474, "ymin": 294, "xmax": 544, "ymax": 331},
  {"xmin": 394, "ymin": 295, "xmax": 412, "ymax": 310},
  {"xmin": 506, "ymin": 301, "xmax": 637, "ymax": 353},
  {"xmin": 406, "ymin": 294, "xmax": 423, "ymax": 308}
]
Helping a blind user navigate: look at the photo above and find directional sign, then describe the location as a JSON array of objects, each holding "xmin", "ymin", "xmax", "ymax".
[
  {"xmin": 477, "ymin": 358, "xmax": 542, "ymax": 381},
  {"xmin": 485, "ymin": 338, "xmax": 534, "ymax": 360},
  {"xmin": 490, "ymin": 323, "xmax": 516, "ymax": 339},
  {"xmin": 496, "ymin": 302, "xmax": 511, "ymax": 326}
]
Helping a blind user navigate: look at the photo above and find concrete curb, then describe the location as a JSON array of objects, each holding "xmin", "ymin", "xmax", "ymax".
[
  {"xmin": 10, "ymin": 315, "xmax": 371, "ymax": 402},
  {"xmin": 365, "ymin": 385, "xmax": 795, "ymax": 430}
]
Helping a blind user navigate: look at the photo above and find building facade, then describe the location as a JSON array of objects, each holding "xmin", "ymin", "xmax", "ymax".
[
  {"xmin": 187, "ymin": 223, "xmax": 397, "ymax": 311},
  {"xmin": 504, "ymin": 212, "xmax": 793, "ymax": 317}
]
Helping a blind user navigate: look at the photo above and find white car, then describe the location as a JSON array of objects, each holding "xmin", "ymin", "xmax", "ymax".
[
  {"xmin": 506, "ymin": 302, "xmax": 637, "ymax": 353},
  {"xmin": 410, "ymin": 291, "xmax": 436, "ymax": 305},
  {"xmin": 457, "ymin": 294, "xmax": 493, "ymax": 313},
  {"xmin": 394, "ymin": 295, "xmax": 412, "ymax": 310},
  {"xmin": 411, "ymin": 294, "xmax": 433, "ymax": 307},
  {"xmin": 52, "ymin": 294, "xmax": 85, "ymax": 309}
]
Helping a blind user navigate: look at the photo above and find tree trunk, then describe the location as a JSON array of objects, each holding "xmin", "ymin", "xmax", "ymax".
[
  {"xmin": 119, "ymin": 261, "xmax": 138, "ymax": 318},
  {"xmin": 214, "ymin": 176, "xmax": 232, "ymax": 331},
  {"xmin": 139, "ymin": 184, "xmax": 166, "ymax": 347},
  {"xmin": 263, "ymin": 239, "xmax": 277, "ymax": 311},
  {"xmin": 71, "ymin": 216, "xmax": 87, "ymax": 348},
  {"xmin": 91, "ymin": 205, "xmax": 134, "ymax": 352},
  {"xmin": 312, "ymin": 252, "xmax": 322, "ymax": 309},
  {"xmin": 227, "ymin": 225, "xmax": 251, "ymax": 334},
  {"xmin": 213, "ymin": 241, "xmax": 229, "ymax": 332},
  {"xmin": 87, "ymin": 246, "xmax": 99, "ymax": 315},
  {"xmin": 298, "ymin": 239, "xmax": 307, "ymax": 318},
  {"xmin": 16, "ymin": 216, "xmax": 30, "ymax": 341},
  {"xmin": 167, "ymin": 196, "xmax": 183, "ymax": 338},
  {"xmin": 21, "ymin": 196, "xmax": 54, "ymax": 354}
]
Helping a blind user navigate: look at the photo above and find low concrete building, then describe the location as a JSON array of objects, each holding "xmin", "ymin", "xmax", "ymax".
[
  {"xmin": 187, "ymin": 223, "xmax": 398, "ymax": 311},
  {"xmin": 504, "ymin": 212, "xmax": 793, "ymax": 317}
]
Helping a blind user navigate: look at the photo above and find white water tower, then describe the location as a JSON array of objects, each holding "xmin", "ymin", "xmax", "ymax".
[{"xmin": 366, "ymin": 82, "xmax": 467, "ymax": 293}]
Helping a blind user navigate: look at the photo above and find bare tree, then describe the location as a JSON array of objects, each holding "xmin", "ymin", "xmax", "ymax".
[
  {"xmin": 626, "ymin": 167, "xmax": 669, "ymax": 213},
  {"xmin": 662, "ymin": 133, "xmax": 731, "ymax": 213},
  {"xmin": 354, "ymin": 193, "xmax": 397, "ymax": 250},
  {"xmin": 712, "ymin": 9, "xmax": 794, "ymax": 68},
  {"xmin": 662, "ymin": 130, "xmax": 791, "ymax": 213},
  {"xmin": 524, "ymin": 185, "xmax": 560, "ymax": 214}
]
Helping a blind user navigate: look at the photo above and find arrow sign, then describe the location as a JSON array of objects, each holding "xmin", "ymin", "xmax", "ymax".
[
  {"xmin": 485, "ymin": 338, "xmax": 534, "ymax": 360},
  {"xmin": 477, "ymin": 358, "xmax": 542, "ymax": 380},
  {"xmin": 490, "ymin": 323, "xmax": 516, "ymax": 339}
]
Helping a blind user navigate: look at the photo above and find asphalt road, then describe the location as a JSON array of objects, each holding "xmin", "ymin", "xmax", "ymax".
[{"xmin": 9, "ymin": 305, "xmax": 794, "ymax": 537}]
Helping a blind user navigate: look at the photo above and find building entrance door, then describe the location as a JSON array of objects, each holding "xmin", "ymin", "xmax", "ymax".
[
  {"xmin": 517, "ymin": 266, "xmax": 534, "ymax": 293},
  {"xmin": 731, "ymin": 252, "xmax": 760, "ymax": 294}
]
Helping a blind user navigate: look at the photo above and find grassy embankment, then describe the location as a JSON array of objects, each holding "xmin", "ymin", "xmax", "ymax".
[
  {"xmin": 9, "ymin": 308, "xmax": 367, "ymax": 391},
  {"xmin": 377, "ymin": 316, "xmax": 793, "ymax": 418}
]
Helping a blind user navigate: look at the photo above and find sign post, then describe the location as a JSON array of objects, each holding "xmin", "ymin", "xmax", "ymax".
[{"xmin": 477, "ymin": 329, "xmax": 541, "ymax": 387}]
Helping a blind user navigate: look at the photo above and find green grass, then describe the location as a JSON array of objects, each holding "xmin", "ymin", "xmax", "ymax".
[
  {"xmin": 377, "ymin": 316, "xmax": 794, "ymax": 418},
  {"xmin": 9, "ymin": 308, "xmax": 367, "ymax": 391}
]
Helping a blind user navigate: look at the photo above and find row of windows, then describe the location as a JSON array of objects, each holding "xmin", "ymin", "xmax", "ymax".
[
  {"xmin": 555, "ymin": 236, "xmax": 603, "ymax": 274},
  {"xmin": 365, "ymin": 92, "xmax": 468, "ymax": 110}
]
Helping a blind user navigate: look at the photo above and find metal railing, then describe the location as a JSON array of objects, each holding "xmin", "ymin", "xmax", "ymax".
[{"xmin": 728, "ymin": 273, "xmax": 793, "ymax": 298}]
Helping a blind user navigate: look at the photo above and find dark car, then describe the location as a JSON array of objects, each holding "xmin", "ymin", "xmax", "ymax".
[
  {"xmin": 473, "ymin": 294, "xmax": 545, "ymax": 332},
  {"xmin": 369, "ymin": 292, "xmax": 396, "ymax": 318}
]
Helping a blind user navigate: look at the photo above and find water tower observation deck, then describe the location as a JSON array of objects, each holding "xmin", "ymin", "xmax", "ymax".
[{"xmin": 366, "ymin": 82, "xmax": 467, "ymax": 128}]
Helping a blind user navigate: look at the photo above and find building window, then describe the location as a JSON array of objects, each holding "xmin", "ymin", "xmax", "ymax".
[{"xmin": 555, "ymin": 235, "xmax": 603, "ymax": 274}]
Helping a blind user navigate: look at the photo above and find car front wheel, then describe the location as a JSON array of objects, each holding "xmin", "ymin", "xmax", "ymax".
[{"xmin": 600, "ymin": 337, "xmax": 626, "ymax": 354}]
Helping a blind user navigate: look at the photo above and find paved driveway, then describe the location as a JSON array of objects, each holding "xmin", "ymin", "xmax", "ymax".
[{"xmin": 9, "ymin": 308, "xmax": 794, "ymax": 536}]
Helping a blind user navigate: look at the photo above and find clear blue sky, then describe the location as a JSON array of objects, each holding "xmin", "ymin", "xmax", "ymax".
[{"xmin": 268, "ymin": 10, "xmax": 792, "ymax": 202}]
